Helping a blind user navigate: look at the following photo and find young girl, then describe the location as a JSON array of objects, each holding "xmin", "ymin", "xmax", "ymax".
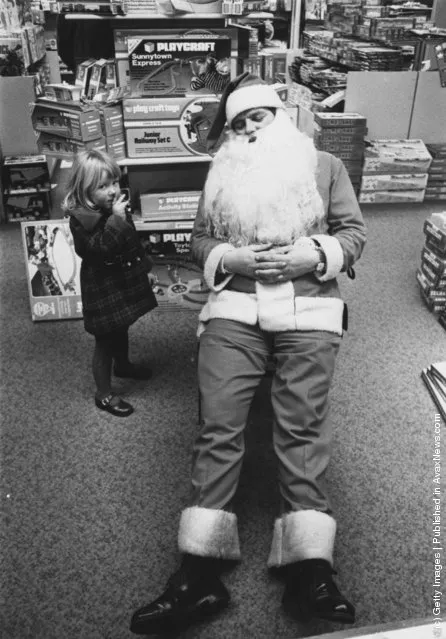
[{"xmin": 63, "ymin": 149, "xmax": 157, "ymax": 417}]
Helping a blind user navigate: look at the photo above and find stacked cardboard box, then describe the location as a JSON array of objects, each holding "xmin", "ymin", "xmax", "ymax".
[
  {"xmin": 136, "ymin": 190, "xmax": 201, "ymax": 228},
  {"xmin": 2, "ymin": 155, "xmax": 51, "ymax": 223},
  {"xmin": 75, "ymin": 57, "xmax": 117, "ymax": 101},
  {"xmin": 32, "ymin": 99, "xmax": 125, "ymax": 160},
  {"xmin": 359, "ymin": 139, "xmax": 432, "ymax": 203},
  {"xmin": 418, "ymin": 213, "xmax": 446, "ymax": 317},
  {"xmin": 97, "ymin": 103, "xmax": 126, "ymax": 161},
  {"xmin": 313, "ymin": 112, "xmax": 367, "ymax": 195},
  {"xmin": 32, "ymin": 99, "xmax": 106, "ymax": 158},
  {"xmin": 122, "ymin": 95, "xmax": 220, "ymax": 159},
  {"xmin": 425, "ymin": 144, "xmax": 446, "ymax": 202}
]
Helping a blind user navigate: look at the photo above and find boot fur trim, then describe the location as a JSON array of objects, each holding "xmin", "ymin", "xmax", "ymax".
[
  {"xmin": 178, "ymin": 507, "xmax": 241, "ymax": 560},
  {"xmin": 267, "ymin": 510, "xmax": 336, "ymax": 568}
]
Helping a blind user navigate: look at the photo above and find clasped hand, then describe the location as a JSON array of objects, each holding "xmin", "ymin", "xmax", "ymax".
[
  {"xmin": 223, "ymin": 243, "xmax": 319, "ymax": 284},
  {"xmin": 112, "ymin": 193, "xmax": 130, "ymax": 218}
]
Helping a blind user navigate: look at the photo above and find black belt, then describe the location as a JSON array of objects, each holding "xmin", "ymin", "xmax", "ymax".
[
  {"xmin": 226, "ymin": 275, "xmax": 257, "ymax": 293},
  {"xmin": 86, "ymin": 255, "xmax": 143, "ymax": 269}
]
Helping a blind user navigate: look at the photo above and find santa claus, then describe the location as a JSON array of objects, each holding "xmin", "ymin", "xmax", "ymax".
[{"xmin": 130, "ymin": 73, "xmax": 366, "ymax": 636}]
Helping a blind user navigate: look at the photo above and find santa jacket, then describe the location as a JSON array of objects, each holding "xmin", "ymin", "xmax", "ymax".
[
  {"xmin": 69, "ymin": 206, "xmax": 157, "ymax": 336},
  {"xmin": 191, "ymin": 151, "xmax": 366, "ymax": 336}
]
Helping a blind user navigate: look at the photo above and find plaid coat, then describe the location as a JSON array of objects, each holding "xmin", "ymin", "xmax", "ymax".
[{"xmin": 69, "ymin": 206, "xmax": 157, "ymax": 336}]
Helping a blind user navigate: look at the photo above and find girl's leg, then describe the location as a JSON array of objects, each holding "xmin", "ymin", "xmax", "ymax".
[
  {"xmin": 93, "ymin": 330, "xmax": 133, "ymax": 416},
  {"xmin": 111, "ymin": 327, "xmax": 130, "ymax": 370},
  {"xmin": 112, "ymin": 327, "xmax": 153, "ymax": 380},
  {"xmin": 93, "ymin": 332, "xmax": 114, "ymax": 400}
]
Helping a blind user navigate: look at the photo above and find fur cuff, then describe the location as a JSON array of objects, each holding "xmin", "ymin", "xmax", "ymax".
[
  {"xmin": 203, "ymin": 244, "xmax": 235, "ymax": 291},
  {"xmin": 178, "ymin": 507, "xmax": 241, "ymax": 560},
  {"xmin": 311, "ymin": 234, "xmax": 344, "ymax": 282},
  {"xmin": 267, "ymin": 510, "xmax": 336, "ymax": 568}
]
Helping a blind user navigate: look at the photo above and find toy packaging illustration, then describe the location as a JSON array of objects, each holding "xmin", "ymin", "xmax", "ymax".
[
  {"xmin": 127, "ymin": 33, "xmax": 232, "ymax": 96},
  {"xmin": 123, "ymin": 95, "xmax": 220, "ymax": 157},
  {"xmin": 2, "ymin": 154, "xmax": 50, "ymax": 193},
  {"xmin": 138, "ymin": 227, "xmax": 209, "ymax": 311},
  {"xmin": 21, "ymin": 221, "xmax": 83, "ymax": 322},
  {"xmin": 139, "ymin": 190, "xmax": 201, "ymax": 221},
  {"xmin": 5, "ymin": 193, "xmax": 50, "ymax": 222}
]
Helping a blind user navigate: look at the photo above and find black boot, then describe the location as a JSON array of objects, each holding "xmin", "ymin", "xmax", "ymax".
[
  {"xmin": 282, "ymin": 558, "xmax": 355, "ymax": 624},
  {"xmin": 130, "ymin": 554, "xmax": 230, "ymax": 635}
]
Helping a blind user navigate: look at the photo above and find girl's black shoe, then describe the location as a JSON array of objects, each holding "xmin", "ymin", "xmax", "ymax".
[
  {"xmin": 95, "ymin": 393, "xmax": 134, "ymax": 417},
  {"xmin": 282, "ymin": 558, "xmax": 355, "ymax": 624}
]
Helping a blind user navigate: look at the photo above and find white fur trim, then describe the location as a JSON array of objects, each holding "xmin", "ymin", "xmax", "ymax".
[
  {"xmin": 198, "ymin": 289, "xmax": 344, "ymax": 335},
  {"xmin": 203, "ymin": 243, "xmax": 235, "ymax": 291},
  {"xmin": 178, "ymin": 507, "xmax": 241, "ymax": 559},
  {"xmin": 267, "ymin": 510, "xmax": 336, "ymax": 567},
  {"xmin": 294, "ymin": 296, "xmax": 344, "ymax": 335},
  {"xmin": 256, "ymin": 281, "xmax": 296, "ymax": 331},
  {"xmin": 311, "ymin": 234, "xmax": 344, "ymax": 282},
  {"xmin": 226, "ymin": 84, "xmax": 284, "ymax": 127},
  {"xmin": 199, "ymin": 289, "xmax": 258, "ymax": 325}
]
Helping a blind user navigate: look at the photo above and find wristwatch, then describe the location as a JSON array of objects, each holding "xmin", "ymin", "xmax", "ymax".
[{"xmin": 309, "ymin": 239, "xmax": 326, "ymax": 274}]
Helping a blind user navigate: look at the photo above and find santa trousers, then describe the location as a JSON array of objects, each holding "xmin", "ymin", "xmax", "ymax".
[{"xmin": 178, "ymin": 318, "xmax": 342, "ymax": 567}]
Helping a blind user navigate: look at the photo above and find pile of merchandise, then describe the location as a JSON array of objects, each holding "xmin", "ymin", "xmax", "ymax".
[
  {"xmin": 324, "ymin": 0, "xmax": 431, "ymax": 41},
  {"xmin": 425, "ymin": 144, "xmax": 446, "ymax": 202},
  {"xmin": 417, "ymin": 212, "xmax": 446, "ymax": 321},
  {"xmin": 358, "ymin": 139, "xmax": 432, "ymax": 203},
  {"xmin": 313, "ymin": 112, "xmax": 367, "ymax": 194},
  {"xmin": 1, "ymin": 155, "xmax": 51, "ymax": 223},
  {"xmin": 288, "ymin": 52, "xmax": 347, "ymax": 96},
  {"xmin": 303, "ymin": 31, "xmax": 405, "ymax": 71}
]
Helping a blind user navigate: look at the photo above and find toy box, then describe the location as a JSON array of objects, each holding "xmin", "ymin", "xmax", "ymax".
[
  {"xmin": 139, "ymin": 190, "xmax": 201, "ymax": 220},
  {"xmin": 363, "ymin": 139, "xmax": 432, "ymax": 174},
  {"xmin": 137, "ymin": 227, "xmax": 209, "ymax": 311},
  {"xmin": 123, "ymin": 95, "xmax": 219, "ymax": 158},
  {"xmin": 2, "ymin": 154, "xmax": 50, "ymax": 193},
  {"xmin": 32, "ymin": 100, "xmax": 103, "ymax": 142},
  {"xmin": 358, "ymin": 189, "xmax": 426, "ymax": 203},
  {"xmin": 241, "ymin": 56, "xmax": 262, "ymax": 76},
  {"xmin": 21, "ymin": 220, "xmax": 83, "ymax": 322},
  {"xmin": 43, "ymin": 83, "xmax": 83, "ymax": 102},
  {"xmin": 127, "ymin": 33, "xmax": 233, "ymax": 96},
  {"xmin": 75, "ymin": 58, "xmax": 97, "ymax": 97},
  {"xmin": 427, "ymin": 144, "xmax": 446, "ymax": 159},
  {"xmin": 86, "ymin": 58, "xmax": 108, "ymax": 100},
  {"xmin": 314, "ymin": 112, "xmax": 367, "ymax": 128},
  {"xmin": 135, "ymin": 218, "xmax": 195, "ymax": 231},
  {"xmin": 105, "ymin": 132, "xmax": 127, "ymax": 160},
  {"xmin": 261, "ymin": 50, "xmax": 287, "ymax": 84},
  {"xmin": 95, "ymin": 103, "xmax": 124, "ymax": 137},
  {"xmin": 422, "ymin": 246, "xmax": 446, "ymax": 277},
  {"xmin": 5, "ymin": 192, "xmax": 50, "ymax": 222},
  {"xmin": 360, "ymin": 173, "xmax": 428, "ymax": 191},
  {"xmin": 424, "ymin": 218, "xmax": 446, "ymax": 253},
  {"xmin": 37, "ymin": 132, "xmax": 106, "ymax": 158}
]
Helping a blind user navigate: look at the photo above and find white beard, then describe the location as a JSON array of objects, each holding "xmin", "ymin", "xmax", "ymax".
[{"xmin": 202, "ymin": 109, "xmax": 326, "ymax": 247}]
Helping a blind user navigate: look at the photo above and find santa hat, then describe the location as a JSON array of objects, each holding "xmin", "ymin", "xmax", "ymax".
[{"xmin": 206, "ymin": 72, "xmax": 285, "ymax": 153}]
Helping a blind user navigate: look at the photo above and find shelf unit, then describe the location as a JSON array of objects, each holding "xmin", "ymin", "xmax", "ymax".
[
  {"xmin": 63, "ymin": 12, "xmax": 225, "ymax": 19},
  {"xmin": 118, "ymin": 156, "xmax": 211, "ymax": 166}
]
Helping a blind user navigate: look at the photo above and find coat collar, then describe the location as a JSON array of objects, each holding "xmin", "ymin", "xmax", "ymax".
[{"xmin": 70, "ymin": 207, "xmax": 108, "ymax": 232}]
